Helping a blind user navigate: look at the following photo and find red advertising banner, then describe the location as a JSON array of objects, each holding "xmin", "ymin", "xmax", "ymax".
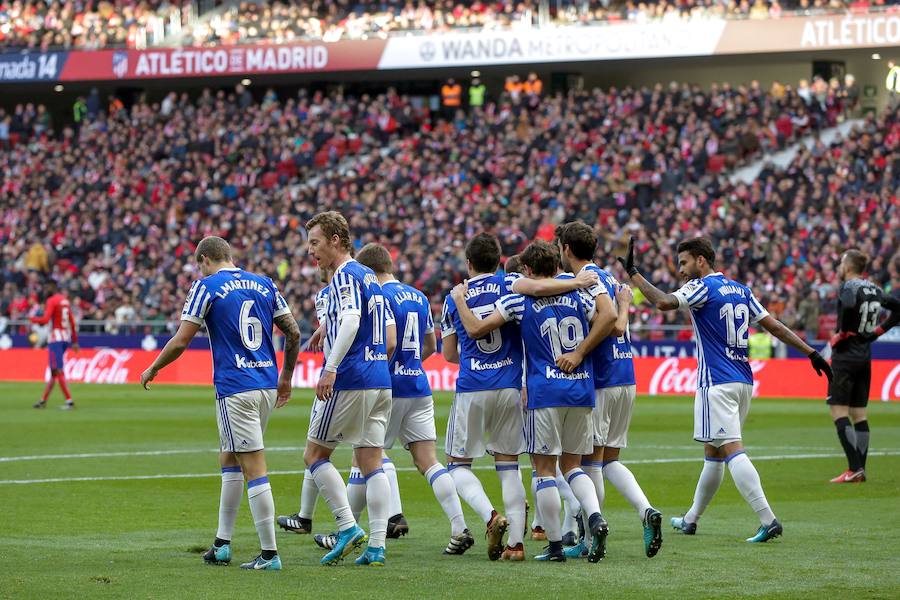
[
  {"xmin": 0, "ymin": 348, "xmax": 897, "ymax": 401},
  {"xmin": 58, "ymin": 40, "xmax": 386, "ymax": 82}
]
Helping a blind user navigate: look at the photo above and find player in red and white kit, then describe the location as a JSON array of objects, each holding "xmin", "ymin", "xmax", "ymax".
[{"xmin": 30, "ymin": 281, "xmax": 79, "ymax": 410}]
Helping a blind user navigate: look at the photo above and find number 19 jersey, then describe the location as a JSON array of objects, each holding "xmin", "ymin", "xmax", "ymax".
[
  {"xmin": 324, "ymin": 260, "xmax": 392, "ymax": 391},
  {"xmin": 673, "ymin": 273, "xmax": 768, "ymax": 388},
  {"xmin": 181, "ymin": 268, "xmax": 291, "ymax": 399},
  {"xmin": 441, "ymin": 272, "xmax": 523, "ymax": 393}
]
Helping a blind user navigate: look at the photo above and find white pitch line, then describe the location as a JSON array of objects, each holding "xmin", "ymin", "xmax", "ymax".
[{"xmin": 2, "ymin": 451, "xmax": 899, "ymax": 486}]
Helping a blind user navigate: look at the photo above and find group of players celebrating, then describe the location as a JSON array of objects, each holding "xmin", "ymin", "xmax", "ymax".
[{"xmin": 136, "ymin": 209, "xmax": 897, "ymax": 570}]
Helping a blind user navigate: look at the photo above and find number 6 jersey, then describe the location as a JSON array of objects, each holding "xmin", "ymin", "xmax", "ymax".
[
  {"xmin": 181, "ymin": 267, "xmax": 292, "ymax": 399},
  {"xmin": 672, "ymin": 273, "xmax": 769, "ymax": 389}
]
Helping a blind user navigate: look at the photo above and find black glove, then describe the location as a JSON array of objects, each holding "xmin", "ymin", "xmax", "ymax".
[
  {"xmin": 808, "ymin": 351, "xmax": 833, "ymax": 383},
  {"xmin": 617, "ymin": 237, "xmax": 640, "ymax": 277}
]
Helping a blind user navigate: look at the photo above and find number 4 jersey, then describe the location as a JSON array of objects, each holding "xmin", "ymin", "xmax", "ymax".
[
  {"xmin": 382, "ymin": 280, "xmax": 433, "ymax": 398},
  {"xmin": 181, "ymin": 268, "xmax": 292, "ymax": 399},
  {"xmin": 673, "ymin": 273, "xmax": 769, "ymax": 389}
]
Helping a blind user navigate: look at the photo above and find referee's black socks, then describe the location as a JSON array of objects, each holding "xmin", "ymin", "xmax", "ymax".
[
  {"xmin": 853, "ymin": 420, "xmax": 870, "ymax": 470},
  {"xmin": 834, "ymin": 417, "xmax": 862, "ymax": 472}
]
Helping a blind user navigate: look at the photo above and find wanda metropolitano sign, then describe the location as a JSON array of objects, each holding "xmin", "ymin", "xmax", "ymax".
[
  {"xmin": 0, "ymin": 348, "xmax": 897, "ymax": 401},
  {"xmin": 3, "ymin": 12, "xmax": 900, "ymax": 83}
]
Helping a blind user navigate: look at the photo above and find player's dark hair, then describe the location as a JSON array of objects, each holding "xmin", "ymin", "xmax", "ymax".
[
  {"xmin": 356, "ymin": 243, "xmax": 394, "ymax": 275},
  {"xmin": 520, "ymin": 240, "xmax": 559, "ymax": 277},
  {"xmin": 306, "ymin": 211, "xmax": 353, "ymax": 252},
  {"xmin": 558, "ymin": 221, "xmax": 597, "ymax": 261},
  {"xmin": 195, "ymin": 236, "xmax": 232, "ymax": 263},
  {"xmin": 843, "ymin": 249, "xmax": 868, "ymax": 274},
  {"xmin": 505, "ymin": 254, "xmax": 522, "ymax": 274},
  {"xmin": 466, "ymin": 233, "xmax": 502, "ymax": 274},
  {"xmin": 676, "ymin": 237, "xmax": 716, "ymax": 268}
]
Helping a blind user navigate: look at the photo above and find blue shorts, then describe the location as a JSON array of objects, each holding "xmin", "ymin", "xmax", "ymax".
[{"xmin": 48, "ymin": 342, "xmax": 68, "ymax": 370}]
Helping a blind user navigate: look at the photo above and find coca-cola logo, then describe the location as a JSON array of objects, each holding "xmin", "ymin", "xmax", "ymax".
[
  {"xmin": 55, "ymin": 349, "xmax": 133, "ymax": 384},
  {"xmin": 648, "ymin": 358, "xmax": 766, "ymax": 396},
  {"xmin": 882, "ymin": 363, "xmax": 900, "ymax": 401}
]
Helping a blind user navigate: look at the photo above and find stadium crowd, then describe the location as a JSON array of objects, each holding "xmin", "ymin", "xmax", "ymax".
[
  {"xmin": 3, "ymin": 0, "xmax": 895, "ymax": 51},
  {"xmin": 0, "ymin": 76, "xmax": 896, "ymax": 340}
]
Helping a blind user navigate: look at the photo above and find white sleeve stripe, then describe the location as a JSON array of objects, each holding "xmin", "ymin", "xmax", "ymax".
[
  {"xmin": 181, "ymin": 315, "xmax": 204, "ymax": 325},
  {"xmin": 196, "ymin": 293, "xmax": 211, "ymax": 318},
  {"xmin": 186, "ymin": 283, "xmax": 206, "ymax": 316},
  {"xmin": 685, "ymin": 285, "xmax": 706, "ymax": 303}
]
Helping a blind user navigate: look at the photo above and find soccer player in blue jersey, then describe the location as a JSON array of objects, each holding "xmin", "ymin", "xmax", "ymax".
[
  {"xmin": 278, "ymin": 267, "xmax": 331, "ymax": 536},
  {"xmin": 140, "ymin": 236, "xmax": 300, "ymax": 571},
  {"xmin": 620, "ymin": 236, "xmax": 832, "ymax": 543},
  {"xmin": 553, "ymin": 222, "xmax": 663, "ymax": 559},
  {"xmin": 357, "ymin": 243, "xmax": 475, "ymax": 555},
  {"xmin": 440, "ymin": 233, "xmax": 594, "ymax": 561},
  {"xmin": 452, "ymin": 240, "xmax": 610, "ymax": 563},
  {"xmin": 304, "ymin": 211, "xmax": 397, "ymax": 567}
]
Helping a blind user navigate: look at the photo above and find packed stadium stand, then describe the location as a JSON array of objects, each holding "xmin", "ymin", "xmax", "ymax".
[
  {"xmin": 1, "ymin": 74, "xmax": 896, "ymax": 341},
  {"xmin": 4, "ymin": 0, "xmax": 899, "ymax": 50}
]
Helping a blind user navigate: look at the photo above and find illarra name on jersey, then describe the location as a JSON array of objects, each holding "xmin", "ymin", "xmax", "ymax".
[
  {"xmin": 673, "ymin": 273, "xmax": 769, "ymax": 389},
  {"xmin": 325, "ymin": 260, "xmax": 392, "ymax": 391},
  {"xmin": 181, "ymin": 268, "xmax": 291, "ymax": 399},
  {"xmin": 382, "ymin": 280, "xmax": 433, "ymax": 398},
  {"xmin": 441, "ymin": 272, "xmax": 523, "ymax": 393}
]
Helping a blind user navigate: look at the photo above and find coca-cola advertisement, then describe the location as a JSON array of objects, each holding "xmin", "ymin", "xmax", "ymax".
[{"xmin": 0, "ymin": 349, "xmax": 897, "ymax": 401}]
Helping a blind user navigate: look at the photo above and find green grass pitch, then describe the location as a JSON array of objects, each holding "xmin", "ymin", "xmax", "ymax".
[{"xmin": 2, "ymin": 382, "xmax": 899, "ymax": 599}]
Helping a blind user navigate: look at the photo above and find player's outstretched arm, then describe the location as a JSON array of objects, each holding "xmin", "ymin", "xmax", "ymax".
[
  {"xmin": 616, "ymin": 238, "xmax": 679, "ymax": 311},
  {"xmin": 141, "ymin": 321, "xmax": 201, "ymax": 389},
  {"xmin": 557, "ymin": 293, "xmax": 617, "ymax": 373},
  {"xmin": 450, "ymin": 283, "xmax": 505, "ymax": 339},
  {"xmin": 757, "ymin": 315, "xmax": 833, "ymax": 382},
  {"xmin": 511, "ymin": 270, "xmax": 599, "ymax": 297},
  {"xmin": 274, "ymin": 313, "xmax": 301, "ymax": 407},
  {"xmin": 422, "ymin": 330, "xmax": 437, "ymax": 361}
]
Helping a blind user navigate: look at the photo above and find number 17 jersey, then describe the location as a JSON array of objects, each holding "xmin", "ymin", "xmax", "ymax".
[
  {"xmin": 181, "ymin": 268, "xmax": 291, "ymax": 399},
  {"xmin": 673, "ymin": 273, "xmax": 768, "ymax": 389}
]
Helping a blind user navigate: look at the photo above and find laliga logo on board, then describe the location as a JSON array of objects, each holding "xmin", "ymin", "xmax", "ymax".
[
  {"xmin": 58, "ymin": 349, "xmax": 133, "ymax": 384},
  {"xmin": 112, "ymin": 51, "xmax": 129, "ymax": 79},
  {"xmin": 648, "ymin": 358, "xmax": 766, "ymax": 395},
  {"xmin": 882, "ymin": 364, "xmax": 900, "ymax": 402}
]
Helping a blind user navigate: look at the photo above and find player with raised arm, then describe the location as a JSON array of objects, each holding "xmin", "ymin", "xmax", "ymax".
[
  {"xmin": 440, "ymin": 233, "xmax": 595, "ymax": 561},
  {"xmin": 826, "ymin": 249, "xmax": 900, "ymax": 483},
  {"xmin": 31, "ymin": 280, "xmax": 79, "ymax": 410},
  {"xmin": 619, "ymin": 236, "xmax": 832, "ymax": 543},
  {"xmin": 451, "ymin": 240, "xmax": 610, "ymax": 563},
  {"xmin": 552, "ymin": 222, "xmax": 663, "ymax": 559},
  {"xmin": 140, "ymin": 236, "xmax": 300, "ymax": 571},
  {"xmin": 277, "ymin": 267, "xmax": 331, "ymax": 536},
  {"xmin": 357, "ymin": 243, "xmax": 475, "ymax": 555},
  {"xmin": 304, "ymin": 211, "xmax": 397, "ymax": 567}
]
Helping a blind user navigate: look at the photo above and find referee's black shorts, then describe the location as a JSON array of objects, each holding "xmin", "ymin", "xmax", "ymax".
[{"xmin": 826, "ymin": 359, "xmax": 871, "ymax": 408}]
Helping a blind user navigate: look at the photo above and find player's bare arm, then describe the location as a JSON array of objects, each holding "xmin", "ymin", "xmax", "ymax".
[
  {"xmin": 441, "ymin": 332, "xmax": 459, "ymax": 363},
  {"xmin": 510, "ymin": 269, "xmax": 599, "ymax": 296},
  {"xmin": 757, "ymin": 315, "xmax": 833, "ymax": 382},
  {"xmin": 273, "ymin": 313, "xmax": 301, "ymax": 408},
  {"xmin": 305, "ymin": 324, "xmax": 325, "ymax": 351},
  {"xmin": 612, "ymin": 284, "xmax": 633, "ymax": 337},
  {"xmin": 141, "ymin": 321, "xmax": 201, "ymax": 389},
  {"xmin": 617, "ymin": 238, "xmax": 680, "ymax": 311},
  {"xmin": 450, "ymin": 283, "xmax": 505, "ymax": 339},
  {"xmin": 556, "ymin": 292, "xmax": 617, "ymax": 373},
  {"xmin": 422, "ymin": 329, "xmax": 437, "ymax": 361}
]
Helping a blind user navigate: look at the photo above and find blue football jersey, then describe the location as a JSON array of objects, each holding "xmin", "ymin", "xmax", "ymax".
[
  {"xmin": 496, "ymin": 284, "xmax": 595, "ymax": 409},
  {"xmin": 673, "ymin": 273, "xmax": 769, "ymax": 388},
  {"xmin": 382, "ymin": 280, "xmax": 433, "ymax": 398},
  {"xmin": 324, "ymin": 260, "xmax": 392, "ymax": 391},
  {"xmin": 181, "ymin": 268, "xmax": 290, "ymax": 399},
  {"xmin": 315, "ymin": 286, "xmax": 330, "ymax": 357},
  {"xmin": 441, "ymin": 272, "xmax": 523, "ymax": 393},
  {"xmin": 582, "ymin": 264, "xmax": 636, "ymax": 389}
]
